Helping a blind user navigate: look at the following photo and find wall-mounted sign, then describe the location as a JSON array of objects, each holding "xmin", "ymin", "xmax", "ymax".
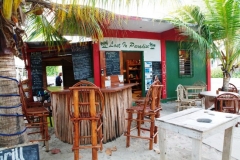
[
  {"xmin": 30, "ymin": 52, "xmax": 43, "ymax": 96},
  {"xmin": 71, "ymin": 45, "xmax": 93, "ymax": 80},
  {"xmin": 0, "ymin": 143, "xmax": 39, "ymax": 160},
  {"xmin": 105, "ymin": 51, "xmax": 121, "ymax": 76},
  {"xmin": 100, "ymin": 38, "xmax": 161, "ymax": 61},
  {"xmin": 101, "ymin": 41, "xmax": 156, "ymax": 50}
]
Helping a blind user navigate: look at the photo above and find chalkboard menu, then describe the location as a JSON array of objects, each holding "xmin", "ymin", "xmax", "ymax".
[
  {"xmin": 152, "ymin": 61, "xmax": 162, "ymax": 82},
  {"xmin": 105, "ymin": 51, "xmax": 120, "ymax": 76},
  {"xmin": 30, "ymin": 52, "xmax": 43, "ymax": 96},
  {"xmin": 0, "ymin": 143, "xmax": 39, "ymax": 160},
  {"xmin": 71, "ymin": 45, "xmax": 93, "ymax": 80}
]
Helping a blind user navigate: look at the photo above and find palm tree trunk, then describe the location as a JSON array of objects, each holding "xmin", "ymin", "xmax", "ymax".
[
  {"xmin": 222, "ymin": 76, "xmax": 230, "ymax": 91},
  {"xmin": 0, "ymin": 54, "xmax": 28, "ymax": 147}
]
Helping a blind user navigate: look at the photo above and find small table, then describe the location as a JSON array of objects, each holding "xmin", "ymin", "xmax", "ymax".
[
  {"xmin": 157, "ymin": 108, "xmax": 239, "ymax": 160},
  {"xmin": 199, "ymin": 91, "xmax": 239, "ymax": 109}
]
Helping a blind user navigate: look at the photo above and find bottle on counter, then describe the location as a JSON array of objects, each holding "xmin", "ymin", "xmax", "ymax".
[{"xmin": 37, "ymin": 91, "xmax": 42, "ymax": 102}]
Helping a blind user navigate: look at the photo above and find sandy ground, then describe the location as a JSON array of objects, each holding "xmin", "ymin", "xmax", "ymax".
[{"xmin": 38, "ymin": 101, "xmax": 239, "ymax": 160}]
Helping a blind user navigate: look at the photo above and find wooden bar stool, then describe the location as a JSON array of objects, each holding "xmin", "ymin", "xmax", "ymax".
[
  {"xmin": 18, "ymin": 80, "xmax": 50, "ymax": 151},
  {"xmin": 125, "ymin": 82, "xmax": 163, "ymax": 150},
  {"xmin": 134, "ymin": 77, "xmax": 162, "ymax": 118},
  {"xmin": 69, "ymin": 80, "xmax": 104, "ymax": 160}
]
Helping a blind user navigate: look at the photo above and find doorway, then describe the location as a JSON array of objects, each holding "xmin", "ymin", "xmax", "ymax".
[
  {"xmin": 123, "ymin": 51, "xmax": 144, "ymax": 97},
  {"xmin": 46, "ymin": 66, "xmax": 62, "ymax": 86}
]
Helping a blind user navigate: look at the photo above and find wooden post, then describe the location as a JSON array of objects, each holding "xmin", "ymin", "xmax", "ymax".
[
  {"xmin": 73, "ymin": 90, "xmax": 79, "ymax": 160},
  {"xmin": 90, "ymin": 90, "xmax": 98, "ymax": 160}
]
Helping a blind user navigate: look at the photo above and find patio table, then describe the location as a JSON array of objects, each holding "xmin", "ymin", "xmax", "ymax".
[
  {"xmin": 157, "ymin": 108, "xmax": 240, "ymax": 160},
  {"xmin": 199, "ymin": 91, "xmax": 239, "ymax": 109}
]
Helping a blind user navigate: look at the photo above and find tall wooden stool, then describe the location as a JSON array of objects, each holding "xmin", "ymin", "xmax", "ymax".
[
  {"xmin": 18, "ymin": 80, "xmax": 50, "ymax": 151},
  {"xmin": 69, "ymin": 80, "xmax": 104, "ymax": 160},
  {"xmin": 125, "ymin": 83, "xmax": 163, "ymax": 150}
]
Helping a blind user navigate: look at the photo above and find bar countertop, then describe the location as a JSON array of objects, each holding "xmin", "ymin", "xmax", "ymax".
[{"xmin": 47, "ymin": 83, "xmax": 138, "ymax": 94}]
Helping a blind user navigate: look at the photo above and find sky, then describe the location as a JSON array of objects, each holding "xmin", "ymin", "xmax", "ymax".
[
  {"xmin": 53, "ymin": 0, "xmax": 200, "ymax": 19},
  {"xmin": 50, "ymin": 0, "xmax": 200, "ymax": 42}
]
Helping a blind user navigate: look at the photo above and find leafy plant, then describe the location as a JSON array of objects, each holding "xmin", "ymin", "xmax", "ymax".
[
  {"xmin": 212, "ymin": 67, "xmax": 240, "ymax": 78},
  {"xmin": 46, "ymin": 66, "xmax": 59, "ymax": 76},
  {"xmin": 211, "ymin": 68, "xmax": 223, "ymax": 78},
  {"xmin": 165, "ymin": 0, "xmax": 240, "ymax": 91}
]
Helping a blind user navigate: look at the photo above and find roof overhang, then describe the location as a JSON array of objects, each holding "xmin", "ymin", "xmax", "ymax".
[{"xmin": 108, "ymin": 16, "xmax": 174, "ymax": 33}]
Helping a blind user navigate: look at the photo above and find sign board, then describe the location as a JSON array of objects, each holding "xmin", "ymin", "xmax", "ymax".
[
  {"xmin": 71, "ymin": 45, "xmax": 93, "ymax": 80},
  {"xmin": 30, "ymin": 52, "xmax": 43, "ymax": 96},
  {"xmin": 100, "ymin": 38, "xmax": 161, "ymax": 61},
  {"xmin": 105, "ymin": 51, "xmax": 120, "ymax": 76},
  {"xmin": 152, "ymin": 61, "xmax": 162, "ymax": 82},
  {"xmin": 0, "ymin": 143, "xmax": 39, "ymax": 160}
]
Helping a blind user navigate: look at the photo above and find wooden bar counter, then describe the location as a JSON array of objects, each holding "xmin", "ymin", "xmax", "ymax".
[{"xmin": 47, "ymin": 83, "xmax": 136, "ymax": 144}]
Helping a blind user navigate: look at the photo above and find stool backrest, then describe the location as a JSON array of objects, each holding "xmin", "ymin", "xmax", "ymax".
[
  {"xmin": 143, "ymin": 80, "xmax": 163, "ymax": 112},
  {"xmin": 228, "ymin": 83, "xmax": 238, "ymax": 93},
  {"xmin": 215, "ymin": 93, "xmax": 238, "ymax": 113},
  {"xmin": 69, "ymin": 80, "xmax": 104, "ymax": 119},
  {"xmin": 176, "ymin": 84, "xmax": 188, "ymax": 101}
]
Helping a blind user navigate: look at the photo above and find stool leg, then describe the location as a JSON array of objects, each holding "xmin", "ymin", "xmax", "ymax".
[
  {"xmin": 154, "ymin": 126, "xmax": 158, "ymax": 144},
  {"xmin": 137, "ymin": 112, "xmax": 141, "ymax": 136},
  {"xmin": 74, "ymin": 121, "xmax": 80, "ymax": 160},
  {"xmin": 149, "ymin": 113, "xmax": 155, "ymax": 150},
  {"xmin": 98, "ymin": 119, "xmax": 103, "ymax": 151},
  {"xmin": 155, "ymin": 110, "xmax": 160, "ymax": 118},
  {"xmin": 126, "ymin": 111, "xmax": 132, "ymax": 148},
  {"xmin": 47, "ymin": 106, "xmax": 53, "ymax": 127},
  {"xmin": 43, "ymin": 115, "xmax": 49, "ymax": 152},
  {"xmin": 92, "ymin": 120, "xmax": 98, "ymax": 160}
]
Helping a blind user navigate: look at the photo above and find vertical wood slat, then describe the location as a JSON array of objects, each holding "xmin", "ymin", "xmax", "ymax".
[
  {"xmin": 73, "ymin": 90, "xmax": 80, "ymax": 160},
  {"xmin": 90, "ymin": 90, "xmax": 98, "ymax": 160}
]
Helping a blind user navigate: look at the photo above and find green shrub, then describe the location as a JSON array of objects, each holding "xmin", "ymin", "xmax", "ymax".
[
  {"xmin": 211, "ymin": 68, "xmax": 223, "ymax": 78},
  {"xmin": 46, "ymin": 66, "xmax": 59, "ymax": 76},
  {"xmin": 232, "ymin": 71, "xmax": 240, "ymax": 78},
  {"xmin": 211, "ymin": 67, "xmax": 240, "ymax": 78}
]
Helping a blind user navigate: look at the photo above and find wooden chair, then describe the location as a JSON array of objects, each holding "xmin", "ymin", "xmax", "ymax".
[
  {"xmin": 228, "ymin": 83, "xmax": 238, "ymax": 93},
  {"xmin": 214, "ymin": 93, "xmax": 238, "ymax": 113},
  {"xmin": 125, "ymin": 82, "xmax": 163, "ymax": 150},
  {"xmin": 18, "ymin": 81, "xmax": 50, "ymax": 151},
  {"xmin": 218, "ymin": 83, "xmax": 238, "ymax": 92},
  {"xmin": 176, "ymin": 84, "xmax": 196, "ymax": 112},
  {"xmin": 69, "ymin": 80, "xmax": 104, "ymax": 160}
]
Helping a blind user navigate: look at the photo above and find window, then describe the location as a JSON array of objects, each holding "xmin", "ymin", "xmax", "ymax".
[{"xmin": 179, "ymin": 50, "xmax": 193, "ymax": 77}]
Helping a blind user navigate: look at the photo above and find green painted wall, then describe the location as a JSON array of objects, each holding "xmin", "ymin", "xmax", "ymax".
[{"xmin": 166, "ymin": 41, "xmax": 206, "ymax": 100}]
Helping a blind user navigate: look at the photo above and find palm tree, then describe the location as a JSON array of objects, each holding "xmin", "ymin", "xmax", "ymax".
[
  {"xmin": 0, "ymin": 0, "xmax": 114, "ymax": 147},
  {"xmin": 0, "ymin": 0, "xmax": 182, "ymax": 148},
  {"xmin": 164, "ymin": 0, "xmax": 240, "ymax": 91}
]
